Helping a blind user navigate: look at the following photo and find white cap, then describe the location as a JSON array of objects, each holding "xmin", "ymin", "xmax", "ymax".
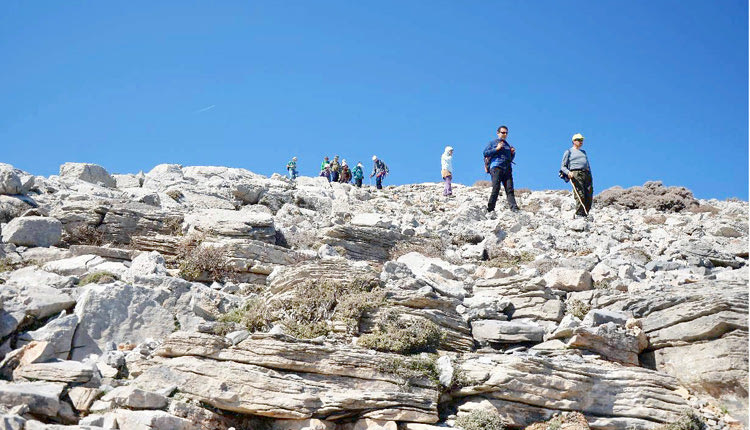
[
  {"xmin": 372, "ymin": 155, "xmax": 377, "ymax": 161},
  {"xmin": 445, "ymin": 146, "xmax": 453, "ymax": 152}
]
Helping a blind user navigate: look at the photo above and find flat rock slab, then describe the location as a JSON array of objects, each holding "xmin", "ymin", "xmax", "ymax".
[
  {"xmin": 101, "ymin": 385, "xmax": 167, "ymax": 410},
  {"xmin": 471, "ymin": 320, "xmax": 545, "ymax": 343},
  {"xmin": 184, "ymin": 209, "xmax": 276, "ymax": 242},
  {"xmin": 72, "ymin": 283, "xmax": 176, "ymax": 360},
  {"xmin": 454, "ymin": 353, "xmax": 690, "ymax": 428},
  {"xmin": 141, "ymin": 331, "xmax": 439, "ymax": 423},
  {"xmin": 14, "ymin": 360, "xmax": 96, "ymax": 383},
  {"xmin": 543, "ymin": 268, "xmax": 593, "ymax": 292},
  {"xmin": 1, "ymin": 216, "xmax": 62, "ymax": 247},
  {"xmin": 0, "ymin": 381, "xmax": 65, "ymax": 418},
  {"xmin": 0, "ymin": 283, "xmax": 75, "ymax": 320},
  {"xmin": 115, "ymin": 409, "xmax": 197, "ymax": 430}
]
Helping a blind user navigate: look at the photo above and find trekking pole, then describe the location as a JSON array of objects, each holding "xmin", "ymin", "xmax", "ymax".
[{"xmin": 569, "ymin": 178, "xmax": 589, "ymax": 216}]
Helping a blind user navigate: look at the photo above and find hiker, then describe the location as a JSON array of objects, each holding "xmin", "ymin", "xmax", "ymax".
[
  {"xmin": 561, "ymin": 133, "xmax": 593, "ymax": 218},
  {"xmin": 330, "ymin": 155, "xmax": 341, "ymax": 182},
  {"xmin": 483, "ymin": 125, "xmax": 519, "ymax": 212},
  {"xmin": 286, "ymin": 157, "xmax": 298, "ymax": 180},
  {"xmin": 320, "ymin": 156, "xmax": 331, "ymax": 182},
  {"xmin": 339, "ymin": 159, "xmax": 352, "ymax": 183},
  {"xmin": 352, "ymin": 162, "xmax": 364, "ymax": 187},
  {"xmin": 441, "ymin": 146, "xmax": 454, "ymax": 196},
  {"xmin": 370, "ymin": 155, "xmax": 389, "ymax": 190}
]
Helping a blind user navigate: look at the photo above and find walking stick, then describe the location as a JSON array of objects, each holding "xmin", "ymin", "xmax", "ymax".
[{"xmin": 570, "ymin": 177, "xmax": 589, "ymax": 216}]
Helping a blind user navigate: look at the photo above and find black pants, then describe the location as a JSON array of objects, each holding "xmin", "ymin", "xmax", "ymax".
[
  {"xmin": 488, "ymin": 167, "xmax": 518, "ymax": 211},
  {"xmin": 570, "ymin": 170, "xmax": 593, "ymax": 215},
  {"xmin": 331, "ymin": 171, "xmax": 339, "ymax": 182},
  {"xmin": 375, "ymin": 175, "xmax": 383, "ymax": 189},
  {"xmin": 355, "ymin": 178, "xmax": 362, "ymax": 187}
]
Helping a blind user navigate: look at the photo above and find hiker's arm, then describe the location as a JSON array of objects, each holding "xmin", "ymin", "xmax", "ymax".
[
  {"xmin": 482, "ymin": 142, "xmax": 498, "ymax": 158},
  {"xmin": 560, "ymin": 150, "xmax": 571, "ymax": 176},
  {"xmin": 510, "ymin": 146, "xmax": 516, "ymax": 161}
]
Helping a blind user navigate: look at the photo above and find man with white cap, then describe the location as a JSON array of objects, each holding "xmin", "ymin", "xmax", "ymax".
[
  {"xmin": 370, "ymin": 155, "xmax": 389, "ymax": 189},
  {"xmin": 560, "ymin": 133, "xmax": 593, "ymax": 218}
]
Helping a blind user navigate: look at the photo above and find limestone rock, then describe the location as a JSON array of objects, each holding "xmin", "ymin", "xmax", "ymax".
[
  {"xmin": 184, "ymin": 209, "xmax": 276, "ymax": 242},
  {"xmin": 543, "ymin": 268, "xmax": 593, "ymax": 292},
  {"xmin": 17, "ymin": 313, "xmax": 79, "ymax": 359},
  {"xmin": 101, "ymin": 385, "xmax": 168, "ymax": 410},
  {"xmin": 59, "ymin": 162, "xmax": 116, "ymax": 188},
  {"xmin": 0, "ymin": 165, "xmax": 23, "ymax": 195},
  {"xmin": 0, "ymin": 381, "xmax": 65, "ymax": 418},
  {"xmin": 1, "ymin": 216, "xmax": 62, "ymax": 247},
  {"xmin": 471, "ymin": 320, "xmax": 545, "ymax": 343},
  {"xmin": 114, "ymin": 409, "xmax": 197, "ymax": 430},
  {"xmin": 14, "ymin": 360, "xmax": 96, "ymax": 383}
]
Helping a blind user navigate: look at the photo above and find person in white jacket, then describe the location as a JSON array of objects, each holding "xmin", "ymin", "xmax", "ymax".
[{"xmin": 441, "ymin": 146, "xmax": 454, "ymax": 196}]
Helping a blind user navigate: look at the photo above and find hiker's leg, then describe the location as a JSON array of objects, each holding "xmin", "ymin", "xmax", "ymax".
[
  {"xmin": 572, "ymin": 172, "xmax": 586, "ymax": 215},
  {"xmin": 583, "ymin": 172, "xmax": 593, "ymax": 213},
  {"xmin": 502, "ymin": 172, "xmax": 519, "ymax": 210},
  {"xmin": 487, "ymin": 167, "xmax": 502, "ymax": 211},
  {"xmin": 447, "ymin": 175, "xmax": 452, "ymax": 195},
  {"xmin": 376, "ymin": 176, "xmax": 382, "ymax": 189}
]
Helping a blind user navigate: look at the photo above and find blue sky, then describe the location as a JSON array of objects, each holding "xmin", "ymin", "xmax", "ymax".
[{"xmin": 1, "ymin": 1, "xmax": 747, "ymax": 199}]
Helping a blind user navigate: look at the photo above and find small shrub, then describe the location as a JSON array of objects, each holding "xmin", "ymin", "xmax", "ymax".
[
  {"xmin": 166, "ymin": 189, "xmax": 184, "ymax": 202},
  {"xmin": 515, "ymin": 188, "xmax": 531, "ymax": 196},
  {"xmin": 655, "ymin": 410, "xmax": 706, "ymax": 430},
  {"xmin": 358, "ymin": 310, "xmax": 442, "ymax": 354},
  {"xmin": 163, "ymin": 217, "xmax": 184, "ymax": 236},
  {"xmin": 595, "ymin": 182, "xmax": 698, "ymax": 212},
  {"xmin": 176, "ymin": 233, "xmax": 237, "ymax": 283},
  {"xmin": 687, "ymin": 204, "xmax": 719, "ymax": 215},
  {"xmin": 79, "ymin": 271, "xmax": 119, "ymax": 286},
  {"xmin": 643, "ymin": 214, "xmax": 667, "ymax": 225},
  {"xmin": 219, "ymin": 297, "xmax": 273, "ymax": 333},
  {"xmin": 65, "ymin": 224, "xmax": 104, "ymax": 246},
  {"xmin": 390, "ymin": 238, "xmax": 445, "ymax": 260},
  {"xmin": 566, "ymin": 299, "xmax": 590, "ymax": 320},
  {"xmin": 378, "ymin": 355, "xmax": 440, "ymax": 386},
  {"xmin": 473, "ymin": 180, "xmax": 492, "ymax": 188},
  {"xmin": 455, "ymin": 409, "xmax": 506, "ymax": 430},
  {"xmin": 0, "ymin": 258, "xmax": 14, "ymax": 272},
  {"xmin": 483, "ymin": 249, "xmax": 534, "ymax": 269}
]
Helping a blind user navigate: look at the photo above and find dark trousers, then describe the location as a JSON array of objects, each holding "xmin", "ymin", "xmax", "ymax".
[
  {"xmin": 331, "ymin": 171, "xmax": 339, "ymax": 182},
  {"xmin": 570, "ymin": 170, "xmax": 593, "ymax": 215},
  {"xmin": 487, "ymin": 167, "xmax": 518, "ymax": 211},
  {"xmin": 375, "ymin": 175, "xmax": 383, "ymax": 189},
  {"xmin": 355, "ymin": 178, "xmax": 362, "ymax": 187}
]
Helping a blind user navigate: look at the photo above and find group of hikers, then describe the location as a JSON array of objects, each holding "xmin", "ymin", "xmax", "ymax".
[
  {"xmin": 286, "ymin": 125, "xmax": 593, "ymax": 217},
  {"xmin": 287, "ymin": 155, "xmax": 390, "ymax": 189}
]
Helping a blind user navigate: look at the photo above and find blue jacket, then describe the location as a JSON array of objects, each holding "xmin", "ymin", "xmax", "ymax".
[{"xmin": 483, "ymin": 139, "xmax": 515, "ymax": 170}]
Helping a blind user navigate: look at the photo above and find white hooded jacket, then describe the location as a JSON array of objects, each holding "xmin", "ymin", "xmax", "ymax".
[{"xmin": 441, "ymin": 146, "xmax": 453, "ymax": 173}]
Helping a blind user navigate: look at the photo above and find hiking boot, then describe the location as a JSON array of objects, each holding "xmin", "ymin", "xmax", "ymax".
[
  {"xmin": 510, "ymin": 207, "xmax": 520, "ymax": 213},
  {"xmin": 486, "ymin": 210, "xmax": 498, "ymax": 220}
]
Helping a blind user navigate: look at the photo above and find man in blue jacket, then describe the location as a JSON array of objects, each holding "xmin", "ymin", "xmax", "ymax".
[{"xmin": 483, "ymin": 125, "xmax": 519, "ymax": 212}]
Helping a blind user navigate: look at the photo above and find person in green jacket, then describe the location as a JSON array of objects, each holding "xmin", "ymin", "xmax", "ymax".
[{"xmin": 352, "ymin": 162, "xmax": 364, "ymax": 188}]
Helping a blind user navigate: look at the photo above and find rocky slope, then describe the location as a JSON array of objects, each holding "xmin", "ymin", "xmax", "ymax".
[{"xmin": 0, "ymin": 162, "xmax": 746, "ymax": 430}]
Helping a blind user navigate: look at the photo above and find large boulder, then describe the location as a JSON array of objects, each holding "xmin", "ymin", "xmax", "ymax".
[
  {"xmin": 0, "ymin": 381, "xmax": 65, "ymax": 418},
  {"xmin": 59, "ymin": 162, "xmax": 116, "ymax": 188},
  {"xmin": 1, "ymin": 216, "xmax": 62, "ymax": 247},
  {"xmin": 0, "ymin": 165, "xmax": 23, "ymax": 195},
  {"xmin": 543, "ymin": 268, "xmax": 593, "ymax": 292},
  {"xmin": 184, "ymin": 209, "xmax": 276, "ymax": 243}
]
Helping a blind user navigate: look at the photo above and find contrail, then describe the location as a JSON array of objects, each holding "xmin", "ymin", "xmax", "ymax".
[{"xmin": 194, "ymin": 105, "xmax": 216, "ymax": 113}]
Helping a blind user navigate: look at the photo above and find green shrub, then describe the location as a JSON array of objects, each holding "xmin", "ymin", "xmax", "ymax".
[
  {"xmin": 483, "ymin": 250, "xmax": 534, "ymax": 268},
  {"xmin": 219, "ymin": 297, "xmax": 273, "ymax": 333},
  {"xmin": 378, "ymin": 355, "xmax": 440, "ymax": 386},
  {"xmin": 455, "ymin": 409, "xmax": 506, "ymax": 430},
  {"xmin": 656, "ymin": 410, "xmax": 706, "ymax": 430},
  {"xmin": 358, "ymin": 310, "xmax": 443, "ymax": 354},
  {"xmin": 79, "ymin": 271, "xmax": 119, "ymax": 286},
  {"xmin": 217, "ymin": 278, "xmax": 383, "ymax": 339},
  {"xmin": 176, "ymin": 234, "xmax": 236, "ymax": 283},
  {"xmin": 565, "ymin": 298, "xmax": 590, "ymax": 320}
]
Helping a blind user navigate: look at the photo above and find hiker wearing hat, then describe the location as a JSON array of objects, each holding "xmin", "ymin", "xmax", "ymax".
[
  {"xmin": 561, "ymin": 133, "xmax": 593, "ymax": 218},
  {"xmin": 370, "ymin": 155, "xmax": 389, "ymax": 189},
  {"xmin": 330, "ymin": 155, "xmax": 341, "ymax": 182},
  {"xmin": 286, "ymin": 157, "xmax": 299, "ymax": 180},
  {"xmin": 483, "ymin": 125, "xmax": 519, "ymax": 212},
  {"xmin": 441, "ymin": 146, "xmax": 454, "ymax": 197},
  {"xmin": 352, "ymin": 162, "xmax": 364, "ymax": 187},
  {"xmin": 339, "ymin": 159, "xmax": 352, "ymax": 183},
  {"xmin": 320, "ymin": 157, "xmax": 331, "ymax": 182}
]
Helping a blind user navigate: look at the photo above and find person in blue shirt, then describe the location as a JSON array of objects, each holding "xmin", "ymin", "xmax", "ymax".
[
  {"xmin": 483, "ymin": 125, "xmax": 519, "ymax": 212},
  {"xmin": 286, "ymin": 157, "xmax": 298, "ymax": 180},
  {"xmin": 352, "ymin": 162, "xmax": 364, "ymax": 187}
]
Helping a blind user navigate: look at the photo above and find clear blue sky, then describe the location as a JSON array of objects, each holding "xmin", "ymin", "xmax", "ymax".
[{"xmin": 1, "ymin": 1, "xmax": 747, "ymax": 199}]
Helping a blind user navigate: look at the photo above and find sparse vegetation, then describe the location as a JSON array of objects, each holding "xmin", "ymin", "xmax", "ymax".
[
  {"xmin": 163, "ymin": 217, "xmax": 184, "ymax": 235},
  {"xmin": 687, "ymin": 204, "xmax": 719, "ymax": 215},
  {"xmin": 64, "ymin": 224, "xmax": 104, "ymax": 246},
  {"xmin": 390, "ymin": 238, "xmax": 446, "ymax": 260},
  {"xmin": 217, "ymin": 279, "xmax": 384, "ymax": 339},
  {"xmin": 483, "ymin": 249, "xmax": 535, "ymax": 269},
  {"xmin": 358, "ymin": 310, "xmax": 443, "ymax": 354},
  {"xmin": 473, "ymin": 180, "xmax": 491, "ymax": 188},
  {"xmin": 176, "ymin": 233, "xmax": 237, "ymax": 283},
  {"xmin": 595, "ymin": 181, "xmax": 698, "ymax": 212},
  {"xmin": 566, "ymin": 299, "xmax": 591, "ymax": 320},
  {"xmin": 378, "ymin": 355, "xmax": 440, "ymax": 386},
  {"xmin": 455, "ymin": 409, "xmax": 506, "ymax": 430},
  {"xmin": 79, "ymin": 271, "xmax": 119, "ymax": 286},
  {"xmin": 655, "ymin": 410, "xmax": 706, "ymax": 430}
]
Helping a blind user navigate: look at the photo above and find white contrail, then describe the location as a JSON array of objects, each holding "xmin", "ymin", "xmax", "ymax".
[{"xmin": 194, "ymin": 105, "xmax": 216, "ymax": 113}]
